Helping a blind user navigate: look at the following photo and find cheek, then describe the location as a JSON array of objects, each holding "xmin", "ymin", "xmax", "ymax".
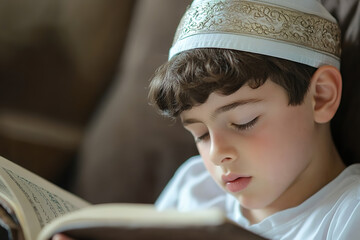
[
  {"xmin": 198, "ymin": 147, "xmax": 214, "ymax": 172},
  {"xmin": 250, "ymin": 107, "xmax": 316, "ymax": 178},
  {"xmin": 197, "ymin": 145, "xmax": 221, "ymax": 183}
]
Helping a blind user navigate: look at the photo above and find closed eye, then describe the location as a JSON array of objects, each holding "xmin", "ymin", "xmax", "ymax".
[
  {"xmin": 232, "ymin": 116, "xmax": 259, "ymax": 131},
  {"xmin": 195, "ymin": 132, "xmax": 209, "ymax": 143},
  {"xmin": 194, "ymin": 117, "xmax": 259, "ymax": 143}
]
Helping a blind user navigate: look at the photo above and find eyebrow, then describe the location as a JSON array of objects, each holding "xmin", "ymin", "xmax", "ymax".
[{"xmin": 182, "ymin": 98, "xmax": 262, "ymax": 126}]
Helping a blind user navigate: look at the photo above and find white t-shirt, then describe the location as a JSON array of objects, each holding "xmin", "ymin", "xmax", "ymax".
[{"xmin": 155, "ymin": 155, "xmax": 360, "ymax": 240}]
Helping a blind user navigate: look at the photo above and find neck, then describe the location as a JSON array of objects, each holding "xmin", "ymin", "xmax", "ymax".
[{"xmin": 242, "ymin": 123, "xmax": 345, "ymax": 225}]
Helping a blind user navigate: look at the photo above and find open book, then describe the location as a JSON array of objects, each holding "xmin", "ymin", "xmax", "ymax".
[{"xmin": 0, "ymin": 156, "xmax": 266, "ymax": 240}]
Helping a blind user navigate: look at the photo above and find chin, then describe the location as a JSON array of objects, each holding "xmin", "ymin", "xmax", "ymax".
[{"xmin": 235, "ymin": 193, "xmax": 275, "ymax": 210}]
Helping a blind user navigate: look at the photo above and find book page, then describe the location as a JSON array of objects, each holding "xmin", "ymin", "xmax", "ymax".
[
  {"xmin": 0, "ymin": 206, "xmax": 25, "ymax": 240},
  {"xmin": 0, "ymin": 176, "xmax": 18, "ymax": 220},
  {"xmin": 0, "ymin": 156, "xmax": 90, "ymax": 240},
  {"xmin": 0, "ymin": 176, "xmax": 15, "ymax": 202}
]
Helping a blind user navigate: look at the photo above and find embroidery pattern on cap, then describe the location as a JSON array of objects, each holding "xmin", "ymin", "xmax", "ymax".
[{"xmin": 173, "ymin": 0, "xmax": 341, "ymax": 57}]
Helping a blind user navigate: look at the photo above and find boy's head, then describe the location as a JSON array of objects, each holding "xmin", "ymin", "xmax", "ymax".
[{"xmin": 149, "ymin": 0, "xmax": 344, "ymax": 222}]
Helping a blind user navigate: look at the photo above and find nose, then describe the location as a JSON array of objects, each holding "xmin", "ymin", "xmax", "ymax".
[{"xmin": 209, "ymin": 131, "xmax": 237, "ymax": 166}]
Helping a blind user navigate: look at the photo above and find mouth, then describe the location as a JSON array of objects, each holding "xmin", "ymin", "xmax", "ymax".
[{"xmin": 222, "ymin": 174, "xmax": 252, "ymax": 193}]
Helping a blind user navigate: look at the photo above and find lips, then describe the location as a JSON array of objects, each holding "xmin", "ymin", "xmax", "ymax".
[{"xmin": 222, "ymin": 173, "xmax": 252, "ymax": 193}]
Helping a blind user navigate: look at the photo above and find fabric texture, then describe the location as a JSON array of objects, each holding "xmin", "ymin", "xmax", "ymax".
[
  {"xmin": 169, "ymin": 0, "xmax": 341, "ymax": 68},
  {"xmin": 156, "ymin": 156, "xmax": 360, "ymax": 240}
]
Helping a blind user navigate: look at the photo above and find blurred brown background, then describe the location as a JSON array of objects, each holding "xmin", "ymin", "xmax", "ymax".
[
  {"xmin": 0, "ymin": 0, "xmax": 135, "ymax": 184},
  {"xmin": 0, "ymin": 0, "xmax": 358, "ymax": 204}
]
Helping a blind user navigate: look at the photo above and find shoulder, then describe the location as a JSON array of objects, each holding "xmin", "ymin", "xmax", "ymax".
[
  {"xmin": 336, "ymin": 164, "xmax": 360, "ymax": 199},
  {"xmin": 155, "ymin": 156, "xmax": 225, "ymax": 211},
  {"xmin": 321, "ymin": 164, "xmax": 360, "ymax": 202},
  {"xmin": 329, "ymin": 164, "xmax": 360, "ymax": 213},
  {"xmin": 328, "ymin": 164, "xmax": 360, "ymax": 239},
  {"xmin": 158, "ymin": 155, "xmax": 208, "ymax": 190},
  {"xmin": 171, "ymin": 155, "xmax": 207, "ymax": 179},
  {"xmin": 280, "ymin": 164, "xmax": 360, "ymax": 239},
  {"xmin": 329, "ymin": 195, "xmax": 360, "ymax": 239}
]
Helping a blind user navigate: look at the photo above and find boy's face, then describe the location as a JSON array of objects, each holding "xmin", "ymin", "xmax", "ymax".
[{"xmin": 181, "ymin": 80, "xmax": 318, "ymax": 212}]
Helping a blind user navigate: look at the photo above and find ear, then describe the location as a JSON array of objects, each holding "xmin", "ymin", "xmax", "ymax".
[{"xmin": 310, "ymin": 65, "xmax": 342, "ymax": 124}]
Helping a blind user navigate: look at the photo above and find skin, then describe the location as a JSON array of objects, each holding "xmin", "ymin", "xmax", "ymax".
[
  {"xmin": 181, "ymin": 66, "xmax": 345, "ymax": 224},
  {"xmin": 52, "ymin": 234, "xmax": 74, "ymax": 240},
  {"xmin": 52, "ymin": 66, "xmax": 345, "ymax": 238}
]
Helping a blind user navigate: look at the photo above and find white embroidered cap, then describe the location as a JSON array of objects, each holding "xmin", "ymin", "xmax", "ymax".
[{"xmin": 169, "ymin": 0, "xmax": 341, "ymax": 69}]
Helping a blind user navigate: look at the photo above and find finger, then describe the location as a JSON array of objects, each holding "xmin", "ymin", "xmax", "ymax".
[{"xmin": 52, "ymin": 233, "xmax": 75, "ymax": 240}]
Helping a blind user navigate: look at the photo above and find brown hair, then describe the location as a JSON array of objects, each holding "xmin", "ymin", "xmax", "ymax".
[{"xmin": 149, "ymin": 48, "xmax": 316, "ymax": 119}]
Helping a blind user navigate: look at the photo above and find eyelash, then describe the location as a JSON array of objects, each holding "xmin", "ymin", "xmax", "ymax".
[
  {"xmin": 195, "ymin": 133, "xmax": 209, "ymax": 143},
  {"xmin": 232, "ymin": 116, "xmax": 259, "ymax": 131},
  {"xmin": 195, "ymin": 117, "xmax": 259, "ymax": 143}
]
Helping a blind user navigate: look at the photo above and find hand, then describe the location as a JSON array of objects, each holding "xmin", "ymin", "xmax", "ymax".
[{"xmin": 52, "ymin": 234, "xmax": 75, "ymax": 240}]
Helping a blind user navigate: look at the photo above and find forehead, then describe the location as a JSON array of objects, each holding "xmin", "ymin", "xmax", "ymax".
[{"xmin": 180, "ymin": 80, "xmax": 288, "ymax": 121}]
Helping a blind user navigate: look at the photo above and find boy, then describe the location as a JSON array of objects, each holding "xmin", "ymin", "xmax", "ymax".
[
  {"xmin": 54, "ymin": 0, "xmax": 360, "ymax": 239},
  {"xmin": 148, "ymin": 0, "xmax": 360, "ymax": 239}
]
